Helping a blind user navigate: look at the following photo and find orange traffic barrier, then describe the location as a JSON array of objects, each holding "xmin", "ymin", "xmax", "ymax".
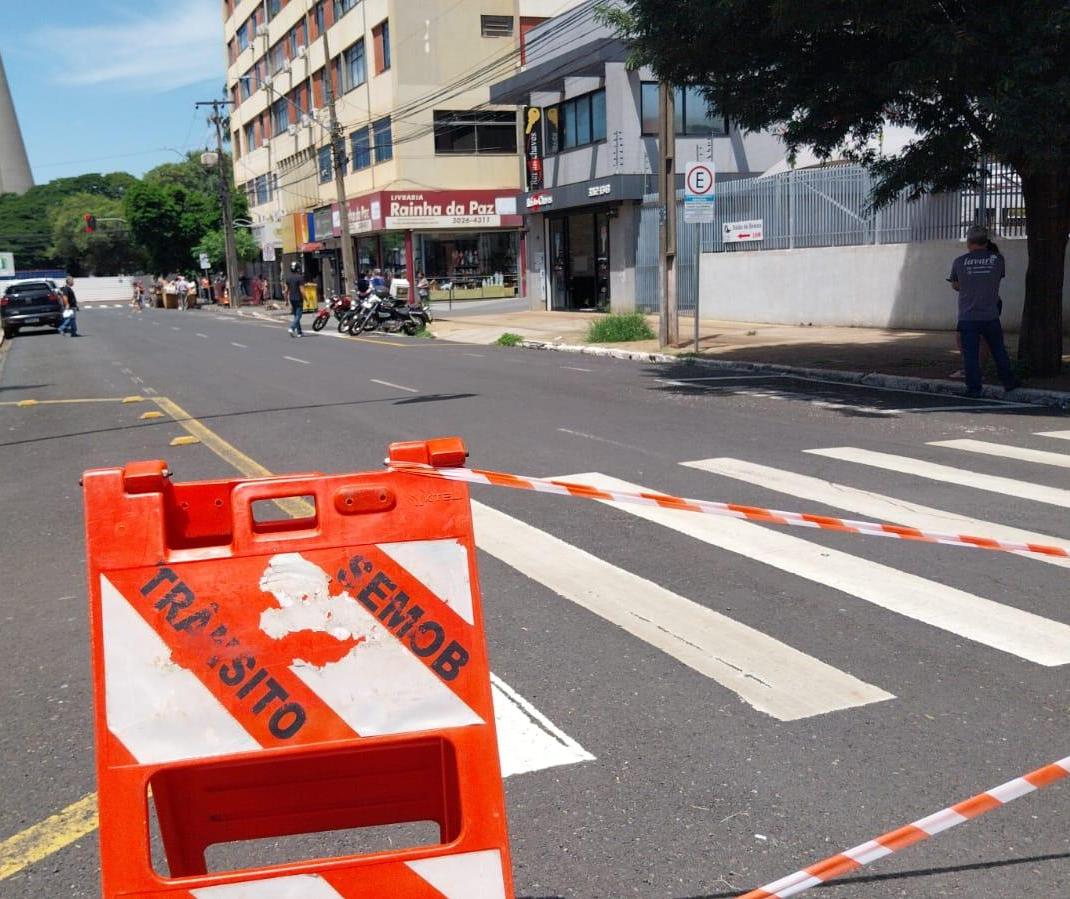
[{"xmin": 83, "ymin": 439, "xmax": 513, "ymax": 897}]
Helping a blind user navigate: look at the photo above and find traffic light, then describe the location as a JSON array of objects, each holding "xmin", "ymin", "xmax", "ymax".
[{"xmin": 84, "ymin": 213, "xmax": 96, "ymax": 233}]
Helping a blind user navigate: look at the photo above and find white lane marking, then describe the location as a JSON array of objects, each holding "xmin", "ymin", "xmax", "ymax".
[
  {"xmin": 807, "ymin": 447, "xmax": 1070, "ymax": 510},
  {"xmin": 231, "ymin": 341, "xmax": 248, "ymax": 348},
  {"xmin": 930, "ymin": 438, "xmax": 1070, "ymax": 469},
  {"xmin": 562, "ymin": 365, "xmax": 594, "ymax": 372},
  {"xmin": 1038, "ymin": 430, "xmax": 1070, "ymax": 441},
  {"xmin": 682, "ymin": 457, "xmax": 1070, "ymax": 569},
  {"xmin": 196, "ymin": 332, "xmax": 209, "ymax": 338},
  {"xmin": 370, "ymin": 378, "xmax": 417, "ymax": 392},
  {"xmin": 491, "ymin": 674, "xmax": 594, "ymax": 776},
  {"xmin": 557, "ymin": 427, "xmax": 647, "ymax": 453},
  {"xmin": 101, "ymin": 576, "xmax": 259, "ymax": 764},
  {"xmin": 144, "ymin": 387, "xmax": 158, "ymax": 396},
  {"xmin": 559, "ymin": 472, "xmax": 1070, "ymax": 667},
  {"xmin": 171, "ymin": 326, "xmax": 181, "ymax": 331},
  {"xmin": 883, "ymin": 403, "xmax": 1034, "ymax": 413},
  {"xmin": 658, "ymin": 375, "xmax": 776, "ymax": 383},
  {"xmin": 284, "ymin": 355, "xmax": 311, "ymax": 365},
  {"xmin": 464, "ymin": 353, "xmax": 486, "ymax": 357},
  {"xmin": 472, "ymin": 501, "xmax": 891, "ymax": 721}
]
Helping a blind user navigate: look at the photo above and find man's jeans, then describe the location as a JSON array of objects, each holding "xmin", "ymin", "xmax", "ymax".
[
  {"xmin": 290, "ymin": 306, "xmax": 303, "ymax": 335},
  {"xmin": 58, "ymin": 311, "xmax": 78, "ymax": 336},
  {"xmin": 959, "ymin": 318, "xmax": 1016, "ymax": 393}
]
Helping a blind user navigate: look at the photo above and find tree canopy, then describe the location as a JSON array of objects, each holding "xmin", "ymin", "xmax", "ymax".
[{"xmin": 605, "ymin": 0, "xmax": 1070, "ymax": 375}]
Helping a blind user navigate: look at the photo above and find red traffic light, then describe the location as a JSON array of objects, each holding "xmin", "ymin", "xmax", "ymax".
[{"xmin": 84, "ymin": 213, "xmax": 96, "ymax": 233}]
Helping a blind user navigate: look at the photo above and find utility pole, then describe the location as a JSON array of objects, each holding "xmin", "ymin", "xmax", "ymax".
[
  {"xmin": 197, "ymin": 99, "xmax": 242, "ymax": 312},
  {"xmin": 320, "ymin": 27, "xmax": 357, "ymax": 293},
  {"xmin": 658, "ymin": 82, "xmax": 678, "ymax": 346}
]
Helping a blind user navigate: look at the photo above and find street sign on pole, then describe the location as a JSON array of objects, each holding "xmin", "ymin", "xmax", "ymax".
[
  {"xmin": 262, "ymin": 244, "xmax": 276, "ymax": 262},
  {"xmin": 723, "ymin": 219, "xmax": 764, "ymax": 243},
  {"xmin": 199, "ymin": 253, "xmax": 211, "ymax": 270},
  {"xmin": 684, "ymin": 161, "xmax": 716, "ymax": 224},
  {"xmin": 0, "ymin": 252, "xmax": 14, "ymax": 278}
]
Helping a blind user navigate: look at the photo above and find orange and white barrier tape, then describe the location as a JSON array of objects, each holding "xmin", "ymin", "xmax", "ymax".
[
  {"xmin": 389, "ymin": 463, "xmax": 1070, "ymax": 560},
  {"xmin": 736, "ymin": 754, "xmax": 1070, "ymax": 898}
]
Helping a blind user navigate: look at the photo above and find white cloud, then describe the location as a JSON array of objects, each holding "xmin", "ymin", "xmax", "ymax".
[{"xmin": 34, "ymin": 0, "xmax": 224, "ymax": 92}]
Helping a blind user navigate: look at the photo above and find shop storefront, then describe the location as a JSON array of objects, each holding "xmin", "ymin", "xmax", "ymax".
[
  {"xmin": 331, "ymin": 189, "xmax": 523, "ymax": 299},
  {"xmin": 522, "ymin": 175, "xmax": 646, "ymax": 312}
]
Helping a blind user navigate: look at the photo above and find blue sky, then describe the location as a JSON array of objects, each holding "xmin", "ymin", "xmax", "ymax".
[{"xmin": 1, "ymin": 0, "xmax": 226, "ymax": 184}]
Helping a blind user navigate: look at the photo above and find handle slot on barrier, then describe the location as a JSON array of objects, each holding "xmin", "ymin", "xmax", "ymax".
[{"xmin": 250, "ymin": 495, "xmax": 318, "ymax": 534}]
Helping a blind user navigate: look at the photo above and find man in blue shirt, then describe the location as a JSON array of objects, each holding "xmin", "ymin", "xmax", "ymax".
[{"xmin": 948, "ymin": 226, "xmax": 1019, "ymax": 397}]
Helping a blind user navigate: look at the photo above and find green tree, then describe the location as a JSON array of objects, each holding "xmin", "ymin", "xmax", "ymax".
[
  {"xmin": 0, "ymin": 172, "xmax": 138, "ymax": 270},
  {"xmin": 124, "ymin": 151, "xmax": 248, "ymax": 274},
  {"xmin": 192, "ymin": 227, "xmax": 259, "ymax": 269},
  {"xmin": 49, "ymin": 193, "xmax": 144, "ymax": 276},
  {"xmin": 605, "ymin": 0, "xmax": 1070, "ymax": 376}
]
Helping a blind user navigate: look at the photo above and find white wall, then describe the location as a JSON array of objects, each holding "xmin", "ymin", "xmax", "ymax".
[{"xmin": 698, "ymin": 240, "xmax": 1070, "ymax": 332}]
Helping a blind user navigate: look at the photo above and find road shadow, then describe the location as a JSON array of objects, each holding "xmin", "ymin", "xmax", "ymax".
[
  {"xmin": 0, "ymin": 383, "xmax": 51, "ymax": 393},
  {"xmin": 0, "ymin": 393, "xmax": 482, "ymax": 449},
  {"xmin": 676, "ymin": 850, "xmax": 1070, "ymax": 898},
  {"xmin": 642, "ymin": 360, "xmax": 1066, "ymax": 420}
]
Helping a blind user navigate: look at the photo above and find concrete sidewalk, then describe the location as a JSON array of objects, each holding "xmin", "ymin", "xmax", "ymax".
[{"xmin": 429, "ymin": 309, "xmax": 1070, "ymax": 401}]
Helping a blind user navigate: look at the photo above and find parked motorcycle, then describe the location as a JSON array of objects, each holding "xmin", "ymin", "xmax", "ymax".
[
  {"xmin": 311, "ymin": 292, "xmax": 353, "ymax": 332},
  {"xmin": 338, "ymin": 289, "xmax": 377, "ymax": 334},
  {"xmin": 347, "ymin": 295, "xmax": 421, "ymax": 336}
]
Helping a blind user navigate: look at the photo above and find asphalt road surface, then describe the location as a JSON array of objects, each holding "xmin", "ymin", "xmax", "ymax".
[{"xmin": 1, "ymin": 304, "xmax": 1068, "ymax": 898}]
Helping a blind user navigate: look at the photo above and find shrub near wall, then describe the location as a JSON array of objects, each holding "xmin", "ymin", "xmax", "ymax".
[{"xmin": 587, "ymin": 313, "xmax": 656, "ymax": 343}]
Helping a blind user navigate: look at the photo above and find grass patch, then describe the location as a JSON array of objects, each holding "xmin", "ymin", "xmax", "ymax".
[
  {"xmin": 413, "ymin": 325, "xmax": 434, "ymax": 339},
  {"xmin": 587, "ymin": 313, "xmax": 655, "ymax": 343},
  {"xmin": 496, "ymin": 332, "xmax": 524, "ymax": 346}
]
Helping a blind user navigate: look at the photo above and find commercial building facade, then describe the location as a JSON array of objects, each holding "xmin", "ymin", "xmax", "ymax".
[
  {"xmin": 222, "ymin": 0, "xmax": 563, "ymax": 298},
  {"xmin": 490, "ymin": 1, "xmax": 784, "ymax": 312}
]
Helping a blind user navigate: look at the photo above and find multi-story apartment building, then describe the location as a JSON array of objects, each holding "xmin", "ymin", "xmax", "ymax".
[{"xmin": 223, "ymin": 0, "xmax": 571, "ymax": 296}]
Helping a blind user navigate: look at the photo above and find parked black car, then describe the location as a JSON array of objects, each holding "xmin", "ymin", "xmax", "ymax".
[{"xmin": 1, "ymin": 281, "xmax": 64, "ymax": 338}]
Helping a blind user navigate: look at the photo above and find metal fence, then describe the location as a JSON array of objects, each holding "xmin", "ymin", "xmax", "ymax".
[{"xmin": 634, "ymin": 161, "xmax": 1026, "ymax": 313}]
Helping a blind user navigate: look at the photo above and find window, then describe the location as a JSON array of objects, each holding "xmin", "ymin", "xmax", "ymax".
[
  {"xmin": 239, "ymin": 71, "xmax": 254, "ymax": 100},
  {"xmin": 269, "ymin": 41, "xmax": 287, "ymax": 74},
  {"xmin": 318, "ymin": 145, "xmax": 333, "ymax": 183},
  {"xmin": 373, "ymin": 20, "xmax": 390, "ymax": 74},
  {"xmin": 481, "ymin": 15, "xmax": 514, "ymax": 37},
  {"xmin": 244, "ymin": 121, "xmax": 257, "ymax": 152},
  {"xmin": 255, "ymin": 174, "xmax": 271, "ymax": 205},
  {"xmin": 545, "ymin": 89, "xmax": 606, "ymax": 152},
  {"xmin": 433, "ymin": 110, "xmax": 517, "ymax": 155},
  {"xmin": 313, "ymin": 1, "xmax": 326, "ymax": 37},
  {"xmin": 373, "ymin": 117, "xmax": 393, "ymax": 162},
  {"xmin": 333, "ymin": 0, "xmax": 359, "ymax": 21},
  {"xmin": 267, "ymin": 0, "xmax": 281, "ymax": 19},
  {"xmin": 272, "ymin": 96, "xmax": 289, "ymax": 134},
  {"xmin": 675, "ymin": 85, "xmax": 727, "ymax": 135},
  {"xmin": 288, "ymin": 27, "xmax": 301, "ymax": 59},
  {"xmin": 237, "ymin": 22, "xmax": 250, "ymax": 51},
  {"xmin": 350, "ymin": 127, "xmax": 372, "ymax": 170},
  {"xmin": 641, "ymin": 83, "xmax": 728, "ymax": 136},
  {"xmin": 341, "ymin": 39, "xmax": 366, "ymax": 92}
]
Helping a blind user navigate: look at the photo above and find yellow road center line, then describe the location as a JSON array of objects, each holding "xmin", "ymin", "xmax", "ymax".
[
  {"xmin": 0, "ymin": 793, "xmax": 98, "ymax": 881},
  {"xmin": 152, "ymin": 396, "xmax": 312, "ymax": 517}
]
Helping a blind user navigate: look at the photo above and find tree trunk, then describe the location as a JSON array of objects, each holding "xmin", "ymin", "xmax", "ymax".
[{"xmin": 1017, "ymin": 168, "xmax": 1070, "ymax": 378}]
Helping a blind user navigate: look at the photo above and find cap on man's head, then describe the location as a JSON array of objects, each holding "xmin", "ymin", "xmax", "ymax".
[{"xmin": 966, "ymin": 224, "xmax": 989, "ymax": 245}]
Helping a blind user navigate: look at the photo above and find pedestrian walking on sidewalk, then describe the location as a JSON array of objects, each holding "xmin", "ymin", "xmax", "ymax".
[
  {"xmin": 57, "ymin": 276, "xmax": 79, "ymax": 336},
  {"xmin": 286, "ymin": 261, "xmax": 304, "ymax": 337},
  {"xmin": 948, "ymin": 225, "xmax": 1019, "ymax": 398}
]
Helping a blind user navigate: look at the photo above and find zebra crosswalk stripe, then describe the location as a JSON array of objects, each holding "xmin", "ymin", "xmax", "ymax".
[
  {"xmin": 929, "ymin": 439, "xmax": 1070, "ymax": 470},
  {"xmin": 806, "ymin": 447, "xmax": 1070, "ymax": 509},
  {"xmin": 553, "ymin": 473, "xmax": 1070, "ymax": 667},
  {"xmin": 680, "ymin": 457, "xmax": 1070, "ymax": 569},
  {"xmin": 471, "ymin": 501, "xmax": 893, "ymax": 722}
]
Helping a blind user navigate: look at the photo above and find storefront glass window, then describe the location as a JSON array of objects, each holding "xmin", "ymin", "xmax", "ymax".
[
  {"xmin": 417, "ymin": 232, "xmax": 519, "ymax": 298},
  {"xmin": 545, "ymin": 89, "xmax": 606, "ymax": 153},
  {"xmin": 592, "ymin": 90, "xmax": 607, "ymax": 142}
]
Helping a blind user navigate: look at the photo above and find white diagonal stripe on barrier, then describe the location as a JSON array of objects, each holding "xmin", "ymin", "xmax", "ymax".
[
  {"xmin": 258, "ymin": 554, "xmax": 484, "ymax": 736},
  {"xmin": 406, "ymin": 849, "xmax": 507, "ymax": 899},
  {"xmin": 378, "ymin": 539, "xmax": 475, "ymax": 625},
  {"xmin": 101, "ymin": 576, "xmax": 259, "ymax": 764},
  {"xmin": 191, "ymin": 873, "xmax": 344, "ymax": 897},
  {"xmin": 472, "ymin": 501, "xmax": 891, "ymax": 721},
  {"xmin": 558, "ymin": 473, "xmax": 1070, "ymax": 666}
]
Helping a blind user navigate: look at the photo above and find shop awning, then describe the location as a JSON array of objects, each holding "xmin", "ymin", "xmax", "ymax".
[{"xmin": 300, "ymin": 242, "xmax": 324, "ymax": 252}]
